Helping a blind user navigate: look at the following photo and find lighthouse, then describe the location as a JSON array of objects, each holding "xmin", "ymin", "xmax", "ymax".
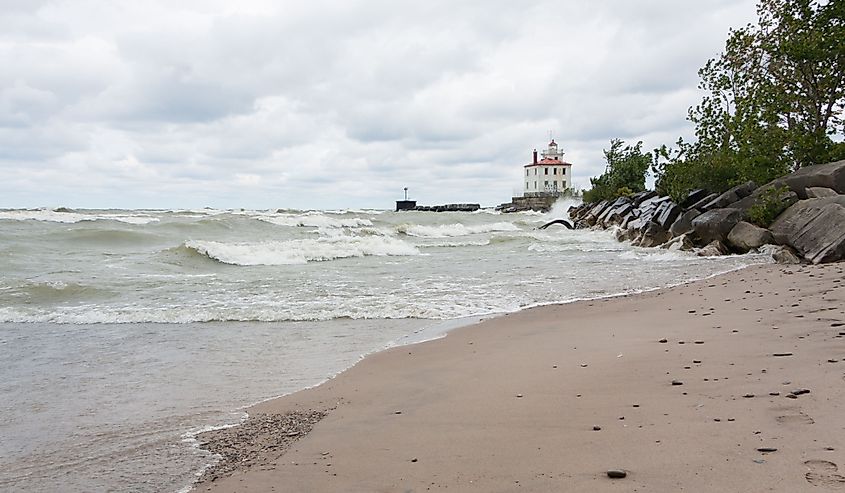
[{"xmin": 523, "ymin": 139, "xmax": 573, "ymax": 197}]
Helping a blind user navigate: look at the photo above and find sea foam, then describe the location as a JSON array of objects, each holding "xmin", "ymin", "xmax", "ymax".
[{"xmin": 184, "ymin": 236, "xmax": 419, "ymax": 265}]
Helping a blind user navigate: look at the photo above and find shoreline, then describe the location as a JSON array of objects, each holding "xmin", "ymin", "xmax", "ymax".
[{"xmin": 194, "ymin": 262, "xmax": 845, "ymax": 492}]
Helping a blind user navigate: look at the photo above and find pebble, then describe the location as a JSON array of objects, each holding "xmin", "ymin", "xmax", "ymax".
[
  {"xmin": 671, "ymin": 380, "xmax": 684, "ymax": 386},
  {"xmin": 694, "ymin": 340, "xmax": 704, "ymax": 344},
  {"xmin": 757, "ymin": 447, "xmax": 778, "ymax": 453},
  {"xmin": 743, "ymin": 393, "xmax": 755, "ymax": 398},
  {"xmin": 792, "ymin": 388, "xmax": 811, "ymax": 395},
  {"xmin": 828, "ymin": 359, "xmax": 838, "ymax": 363},
  {"xmin": 516, "ymin": 394, "xmax": 523, "ymax": 398},
  {"xmin": 593, "ymin": 426, "xmax": 602, "ymax": 431},
  {"xmin": 769, "ymin": 392, "xmax": 780, "ymax": 396},
  {"xmin": 659, "ymin": 339, "xmax": 668, "ymax": 343},
  {"xmin": 825, "ymin": 447, "xmax": 835, "ymax": 451},
  {"xmin": 786, "ymin": 394, "xmax": 798, "ymax": 399},
  {"xmin": 411, "ymin": 457, "xmax": 418, "ymax": 463},
  {"xmin": 693, "ymin": 360, "xmax": 702, "ymax": 364},
  {"xmin": 607, "ymin": 470, "xmax": 627, "ymax": 479},
  {"xmin": 773, "ymin": 352, "xmax": 794, "ymax": 357}
]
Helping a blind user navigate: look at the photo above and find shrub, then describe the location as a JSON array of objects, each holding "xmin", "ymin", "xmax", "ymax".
[{"xmin": 747, "ymin": 185, "xmax": 792, "ymax": 227}]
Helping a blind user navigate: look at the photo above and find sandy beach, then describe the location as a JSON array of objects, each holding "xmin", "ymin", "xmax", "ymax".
[{"xmin": 195, "ymin": 263, "xmax": 845, "ymax": 492}]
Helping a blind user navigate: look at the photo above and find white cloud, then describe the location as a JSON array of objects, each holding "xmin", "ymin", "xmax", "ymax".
[{"xmin": 0, "ymin": 0, "xmax": 758, "ymax": 209}]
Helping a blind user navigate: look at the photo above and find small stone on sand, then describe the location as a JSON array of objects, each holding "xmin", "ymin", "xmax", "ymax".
[
  {"xmin": 671, "ymin": 380, "xmax": 684, "ymax": 386},
  {"xmin": 606, "ymin": 469, "xmax": 627, "ymax": 479}
]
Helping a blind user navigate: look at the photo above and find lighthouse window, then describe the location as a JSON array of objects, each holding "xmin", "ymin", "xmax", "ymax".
[
  {"xmin": 544, "ymin": 168, "xmax": 549, "ymax": 175},
  {"xmin": 562, "ymin": 168, "xmax": 566, "ymax": 175},
  {"xmin": 534, "ymin": 169, "xmax": 537, "ymax": 175},
  {"xmin": 553, "ymin": 168, "xmax": 557, "ymax": 175},
  {"xmin": 526, "ymin": 170, "xmax": 529, "ymax": 176},
  {"xmin": 544, "ymin": 180, "xmax": 548, "ymax": 187}
]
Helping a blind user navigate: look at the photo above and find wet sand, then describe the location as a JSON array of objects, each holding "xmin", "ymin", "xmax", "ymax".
[{"xmin": 195, "ymin": 263, "xmax": 845, "ymax": 492}]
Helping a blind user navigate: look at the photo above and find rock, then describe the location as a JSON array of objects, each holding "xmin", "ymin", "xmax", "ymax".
[
  {"xmin": 697, "ymin": 240, "xmax": 729, "ymax": 257},
  {"xmin": 671, "ymin": 380, "xmax": 684, "ymax": 386},
  {"xmin": 669, "ymin": 209, "xmax": 702, "ymax": 237},
  {"xmin": 639, "ymin": 222, "xmax": 671, "ymax": 247},
  {"xmin": 584, "ymin": 200, "xmax": 612, "ymax": 227},
  {"xmin": 806, "ymin": 187, "xmax": 838, "ymax": 198},
  {"xmin": 593, "ymin": 425, "xmax": 602, "ymax": 431},
  {"xmin": 607, "ymin": 469, "xmax": 627, "ymax": 479},
  {"xmin": 692, "ymin": 208, "xmax": 743, "ymax": 244},
  {"xmin": 662, "ymin": 233, "xmax": 695, "ymax": 251},
  {"xmin": 679, "ymin": 189, "xmax": 711, "ymax": 209},
  {"xmin": 773, "ymin": 352, "xmax": 794, "ymax": 357},
  {"xmin": 689, "ymin": 192, "xmax": 718, "ymax": 211},
  {"xmin": 630, "ymin": 190, "xmax": 658, "ymax": 207},
  {"xmin": 727, "ymin": 221, "xmax": 774, "ymax": 253},
  {"xmin": 654, "ymin": 202, "xmax": 682, "ymax": 230},
  {"xmin": 776, "ymin": 159, "xmax": 845, "ymax": 198},
  {"xmin": 757, "ymin": 447, "xmax": 778, "ymax": 453},
  {"xmin": 770, "ymin": 197, "xmax": 845, "ymax": 263},
  {"xmin": 659, "ymin": 338, "xmax": 668, "ymax": 343},
  {"xmin": 701, "ymin": 181, "xmax": 758, "ymax": 211},
  {"xmin": 792, "ymin": 388, "xmax": 810, "ymax": 395},
  {"xmin": 760, "ymin": 244, "xmax": 803, "ymax": 264}
]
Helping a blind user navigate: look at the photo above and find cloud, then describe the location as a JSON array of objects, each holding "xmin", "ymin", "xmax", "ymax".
[{"xmin": 0, "ymin": 0, "xmax": 759, "ymax": 209}]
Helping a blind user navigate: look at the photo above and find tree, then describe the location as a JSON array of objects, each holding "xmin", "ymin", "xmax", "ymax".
[
  {"xmin": 583, "ymin": 139, "xmax": 651, "ymax": 203},
  {"xmin": 654, "ymin": 0, "xmax": 845, "ymax": 200}
]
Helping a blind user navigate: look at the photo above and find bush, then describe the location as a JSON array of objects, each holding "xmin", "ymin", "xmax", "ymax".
[
  {"xmin": 583, "ymin": 139, "xmax": 651, "ymax": 203},
  {"xmin": 747, "ymin": 185, "xmax": 792, "ymax": 227}
]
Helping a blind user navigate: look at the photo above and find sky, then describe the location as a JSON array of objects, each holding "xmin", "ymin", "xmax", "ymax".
[{"xmin": 0, "ymin": 0, "xmax": 760, "ymax": 210}]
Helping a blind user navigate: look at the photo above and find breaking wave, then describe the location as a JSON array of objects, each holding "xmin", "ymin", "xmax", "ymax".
[
  {"xmin": 182, "ymin": 236, "xmax": 419, "ymax": 266},
  {"xmin": 0, "ymin": 209, "xmax": 159, "ymax": 225},
  {"xmin": 397, "ymin": 222, "xmax": 519, "ymax": 238}
]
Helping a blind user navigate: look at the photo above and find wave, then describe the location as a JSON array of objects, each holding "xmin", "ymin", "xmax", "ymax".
[
  {"xmin": 1, "ymin": 281, "xmax": 114, "ymax": 305},
  {"xmin": 0, "ymin": 209, "xmax": 159, "ymax": 225},
  {"xmin": 182, "ymin": 236, "xmax": 419, "ymax": 266},
  {"xmin": 397, "ymin": 222, "xmax": 519, "ymax": 238},
  {"xmin": 257, "ymin": 214, "xmax": 374, "ymax": 229}
]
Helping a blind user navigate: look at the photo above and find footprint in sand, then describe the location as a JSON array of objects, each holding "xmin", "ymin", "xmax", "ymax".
[
  {"xmin": 776, "ymin": 412, "xmax": 815, "ymax": 425},
  {"xmin": 805, "ymin": 460, "xmax": 845, "ymax": 488}
]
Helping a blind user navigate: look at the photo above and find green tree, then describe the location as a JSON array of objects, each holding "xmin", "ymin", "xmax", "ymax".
[
  {"xmin": 583, "ymin": 139, "xmax": 651, "ymax": 203},
  {"xmin": 654, "ymin": 0, "xmax": 845, "ymax": 200}
]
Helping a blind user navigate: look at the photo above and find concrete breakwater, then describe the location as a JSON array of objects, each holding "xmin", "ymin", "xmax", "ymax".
[
  {"xmin": 566, "ymin": 159, "xmax": 845, "ymax": 264},
  {"xmin": 396, "ymin": 201, "xmax": 480, "ymax": 212}
]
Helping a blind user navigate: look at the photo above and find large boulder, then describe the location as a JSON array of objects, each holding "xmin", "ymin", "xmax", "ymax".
[
  {"xmin": 583, "ymin": 200, "xmax": 611, "ymax": 226},
  {"xmin": 638, "ymin": 221, "xmax": 672, "ymax": 247},
  {"xmin": 806, "ymin": 187, "xmax": 838, "ymax": 198},
  {"xmin": 669, "ymin": 209, "xmax": 702, "ymax": 237},
  {"xmin": 775, "ymin": 159, "xmax": 845, "ymax": 198},
  {"xmin": 691, "ymin": 208, "xmax": 743, "ymax": 244},
  {"xmin": 770, "ymin": 196, "xmax": 845, "ymax": 264},
  {"xmin": 760, "ymin": 244, "xmax": 803, "ymax": 264},
  {"xmin": 662, "ymin": 233, "xmax": 695, "ymax": 251},
  {"xmin": 630, "ymin": 190, "xmax": 658, "ymax": 207},
  {"xmin": 689, "ymin": 192, "xmax": 718, "ymax": 211},
  {"xmin": 726, "ymin": 221, "xmax": 774, "ymax": 253},
  {"xmin": 697, "ymin": 240, "xmax": 730, "ymax": 257},
  {"xmin": 679, "ymin": 189, "xmax": 711, "ymax": 209},
  {"xmin": 700, "ymin": 181, "xmax": 757, "ymax": 211},
  {"xmin": 654, "ymin": 202, "xmax": 682, "ymax": 230}
]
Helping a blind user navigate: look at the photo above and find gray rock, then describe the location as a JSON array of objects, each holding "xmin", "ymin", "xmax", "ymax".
[
  {"xmin": 607, "ymin": 469, "xmax": 627, "ymax": 479},
  {"xmin": 776, "ymin": 159, "xmax": 845, "ymax": 198},
  {"xmin": 654, "ymin": 202, "xmax": 682, "ymax": 230},
  {"xmin": 701, "ymin": 181, "xmax": 758, "ymax": 211},
  {"xmin": 689, "ymin": 192, "xmax": 718, "ymax": 211},
  {"xmin": 679, "ymin": 189, "xmax": 711, "ymax": 209},
  {"xmin": 669, "ymin": 209, "xmax": 702, "ymax": 237},
  {"xmin": 770, "ymin": 197, "xmax": 845, "ymax": 263},
  {"xmin": 697, "ymin": 240, "xmax": 730, "ymax": 257},
  {"xmin": 630, "ymin": 190, "xmax": 658, "ymax": 207},
  {"xmin": 806, "ymin": 187, "xmax": 838, "ymax": 198},
  {"xmin": 692, "ymin": 208, "xmax": 743, "ymax": 244},
  {"xmin": 759, "ymin": 244, "xmax": 803, "ymax": 264},
  {"xmin": 661, "ymin": 233, "xmax": 695, "ymax": 251},
  {"xmin": 639, "ymin": 222, "xmax": 671, "ymax": 247},
  {"xmin": 584, "ymin": 200, "xmax": 611, "ymax": 226},
  {"xmin": 727, "ymin": 221, "xmax": 774, "ymax": 253}
]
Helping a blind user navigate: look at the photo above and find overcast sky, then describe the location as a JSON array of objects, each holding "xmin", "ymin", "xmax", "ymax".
[{"xmin": 0, "ymin": 0, "xmax": 759, "ymax": 210}]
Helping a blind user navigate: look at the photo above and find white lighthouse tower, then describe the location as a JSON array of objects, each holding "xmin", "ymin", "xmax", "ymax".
[{"xmin": 523, "ymin": 139, "xmax": 573, "ymax": 197}]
